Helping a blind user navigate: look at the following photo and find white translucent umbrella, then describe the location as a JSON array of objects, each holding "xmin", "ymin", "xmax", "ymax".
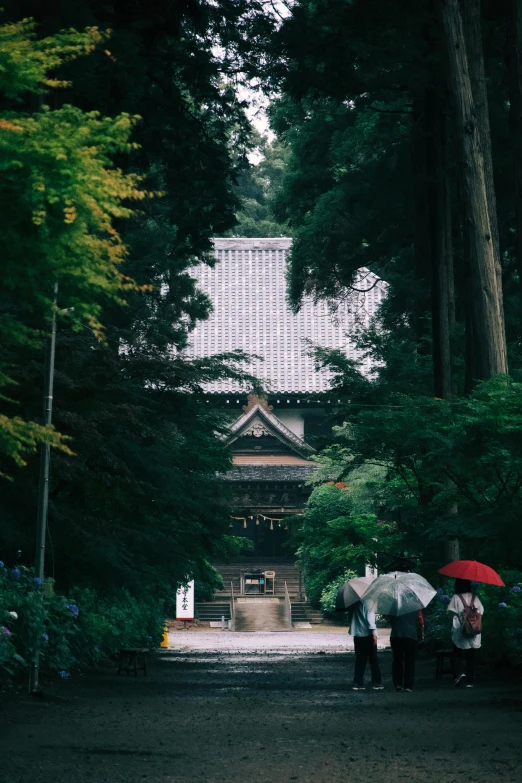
[
  {"xmin": 335, "ymin": 576, "xmax": 375, "ymax": 612},
  {"xmin": 361, "ymin": 571, "xmax": 436, "ymax": 616}
]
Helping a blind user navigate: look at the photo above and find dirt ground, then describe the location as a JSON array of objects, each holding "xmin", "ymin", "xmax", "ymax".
[{"xmin": 2, "ymin": 638, "xmax": 522, "ymax": 783}]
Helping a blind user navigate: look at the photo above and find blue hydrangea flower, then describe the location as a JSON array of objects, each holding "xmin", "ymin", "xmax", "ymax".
[
  {"xmin": 59, "ymin": 670, "xmax": 69, "ymax": 679},
  {"xmin": 41, "ymin": 633, "xmax": 49, "ymax": 642},
  {"xmin": 436, "ymin": 587, "xmax": 444, "ymax": 596},
  {"xmin": 66, "ymin": 603, "xmax": 79, "ymax": 617},
  {"xmin": 33, "ymin": 576, "xmax": 41, "ymax": 585},
  {"xmin": 510, "ymin": 585, "xmax": 522, "ymax": 594},
  {"xmin": 147, "ymin": 635, "xmax": 153, "ymax": 641},
  {"xmin": 1, "ymin": 626, "xmax": 12, "ymax": 637},
  {"xmin": 498, "ymin": 602, "xmax": 508, "ymax": 609},
  {"xmin": 471, "ymin": 580, "xmax": 480, "ymax": 589},
  {"xmin": 0, "ymin": 560, "xmax": 4, "ymax": 568},
  {"xmin": 442, "ymin": 594, "xmax": 451, "ymax": 603},
  {"xmin": 11, "ymin": 568, "xmax": 20, "ymax": 580}
]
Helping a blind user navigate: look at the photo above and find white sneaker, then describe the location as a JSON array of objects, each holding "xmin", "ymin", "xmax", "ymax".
[
  {"xmin": 372, "ymin": 684, "xmax": 384, "ymax": 690},
  {"xmin": 465, "ymin": 684, "xmax": 474, "ymax": 688},
  {"xmin": 352, "ymin": 685, "xmax": 364, "ymax": 691},
  {"xmin": 404, "ymin": 688, "xmax": 413, "ymax": 692}
]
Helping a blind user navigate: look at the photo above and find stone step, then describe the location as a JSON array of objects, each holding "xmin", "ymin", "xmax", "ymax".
[
  {"xmin": 234, "ymin": 600, "xmax": 290, "ymax": 632},
  {"xmin": 196, "ymin": 603, "xmax": 231, "ymax": 621},
  {"xmin": 291, "ymin": 603, "xmax": 324, "ymax": 624}
]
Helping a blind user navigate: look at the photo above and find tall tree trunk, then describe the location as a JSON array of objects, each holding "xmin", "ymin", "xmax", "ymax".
[
  {"xmin": 461, "ymin": 0, "xmax": 505, "ymax": 337},
  {"xmin": 440, "ymin": 0, "xmax": 508, "ymax": 380},
  {"xmin": 427, "ymin": 88, "xmax": 454, "ymax": 399},
  {"xmin": 412, "ymin": 91, "xmax": 433, "ymax": 355},
  {"xmin": 505, "ymin": 0, "xmax": 522, "ymax": 316}
]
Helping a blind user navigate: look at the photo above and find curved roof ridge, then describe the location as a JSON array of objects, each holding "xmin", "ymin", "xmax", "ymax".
[{"xmin": 227, "ymin": 402, "xmax": 315, "ymax": 458}]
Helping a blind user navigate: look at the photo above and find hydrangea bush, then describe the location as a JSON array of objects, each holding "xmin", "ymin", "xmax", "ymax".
[{"xmin": 0, "ymin": 562, "xmax": 164, "ymax": 684}]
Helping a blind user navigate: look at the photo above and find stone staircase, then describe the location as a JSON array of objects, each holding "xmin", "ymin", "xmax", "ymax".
[
  {"xmin": 196, "ymin": 603, "xmax": 231, "ymax": 622},
  {"xmin": 291, "ymin": 603, "xmax": 324, "ymax": 625},
  {"xmin": 234, "ymin": 598, "xmax": 290, "ymax": 632}
]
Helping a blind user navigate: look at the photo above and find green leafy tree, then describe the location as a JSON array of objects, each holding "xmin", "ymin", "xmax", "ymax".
[
  {"xmin": 225, "ymin": 136, "xmax": 290, "ymax": 237},
  {"xmin": 295, "ymin": 482, "xmax": 402, "ymax": 605},
  {"xmin": 0, "ymin": 19, "xmax": 145, "ymax": 475},
  {"xmin": 0, "ymin": 4, "xmax": 275, "ymax": 599}
]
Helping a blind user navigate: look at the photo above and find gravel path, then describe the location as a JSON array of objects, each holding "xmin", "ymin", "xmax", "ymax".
[
  {"xmin": 1, "ymin": 633, "xmax": 521, "ymax": 783},
  {"xmin": 168, "ymin": 628, "xmax": 391, "ymax": 651}
]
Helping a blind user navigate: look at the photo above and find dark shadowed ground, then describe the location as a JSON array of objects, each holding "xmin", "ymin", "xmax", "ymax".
[{"xmin": 2, "ymin": 643, "xmax": 521, "ymax": 783}]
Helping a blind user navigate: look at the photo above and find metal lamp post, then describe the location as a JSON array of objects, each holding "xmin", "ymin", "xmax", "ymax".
[{"xmin": 29, "ymin": 283, "xmax": 58, "ymax": 695}]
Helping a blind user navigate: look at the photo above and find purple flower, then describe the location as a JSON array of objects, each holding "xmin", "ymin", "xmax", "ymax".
[
  {"xmin": 33, "ymin": 577, "xmax": 41, "ymax": 585},
  {"xmin": 66, "ymin": 603, "xmax": 79, "ymax": 617},
  {"xmin": 510, "ymin": 585, "xmax": 522, "ymax": 594},
  {"xmin": 441, "ymin": 594, "xmax": 451, "ymax": 603},
  {"xmin": 41, "ymin": 633, "xmax": 49, "ymax": 642},
  {"xmin": 1, "ymin": 626, "xmax": 12, "ymax": 637},
  {"xmin": 11, "ymin": 568, "xmax": 20, "ymax": 580},
  {"xmin": 59, "ymin": 670, "xmax": 69, "ymax": 679},
  {"xmin": 498, "ymin": 602, "xmax": 508, "ymax": 609}
]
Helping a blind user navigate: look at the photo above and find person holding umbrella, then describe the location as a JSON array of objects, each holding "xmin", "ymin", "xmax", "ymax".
[
  {"xmin": 390, "ymin": 610, "xmax": 424, "ymax": 692},
  {"xmin": 438, "ymin": 560, "xmax": 503, "ymax": 688},
  {"xmin": 446, "ymin": 579, "xmax": 484, "ymax": 688},
  {"xmin": 362, "ymin": 571, "xmax": 436, "ymax": 692},
  {"xmin": 349, "ymin": 600, "xmax": 383, "ymax": 691},
  {"xmin": 335, "ymin": 576, "xmax": 383, "ymax": 691}
]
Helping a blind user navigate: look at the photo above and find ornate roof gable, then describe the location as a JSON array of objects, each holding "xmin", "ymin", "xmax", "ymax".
[{"xmin": 226, "ymin": 394, "xmax": 315, "ymax": 460}]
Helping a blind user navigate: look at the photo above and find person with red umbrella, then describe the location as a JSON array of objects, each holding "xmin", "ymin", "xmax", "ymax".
[
  {"xmin": 446, "ymin": 579, "xmax": 484, "ymax": 687},
  {"xmin": 439, "ymin": 560, "xmax": 503, "ymax": 688}
]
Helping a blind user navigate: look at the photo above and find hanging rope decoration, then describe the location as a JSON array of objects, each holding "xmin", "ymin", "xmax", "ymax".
[{"xmin": 229, "ymin": 513, "xmax": 286, "ymax": 530}]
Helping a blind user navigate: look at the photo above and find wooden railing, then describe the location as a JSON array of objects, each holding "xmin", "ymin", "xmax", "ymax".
[
  {"xmin": 284, "ymin": 581, "xmax": 292, "ymax": 630},
  {"xmin": 230, "ymin": 581, "xmax": 235, "ymax": 631}
]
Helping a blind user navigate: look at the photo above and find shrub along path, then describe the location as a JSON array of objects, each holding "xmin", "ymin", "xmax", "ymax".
[{"xmin": 1, "ymin": 645, "xmax": 521, "ymax": 782}]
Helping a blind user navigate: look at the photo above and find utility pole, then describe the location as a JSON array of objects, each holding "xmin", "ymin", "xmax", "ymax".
[{"xmin": 29, "ymin": 283, "xmax": 58, "ymax": 695}]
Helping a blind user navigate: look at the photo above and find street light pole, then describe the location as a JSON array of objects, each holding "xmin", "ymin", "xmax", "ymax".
[{"xmin": 29, "ymin": 283, "xmax": 58, "ymax": 695}]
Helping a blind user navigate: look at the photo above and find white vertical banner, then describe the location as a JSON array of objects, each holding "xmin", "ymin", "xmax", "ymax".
[{"xmin": 176, "ymin": 580, "xmax": 195, "ymax": 621}]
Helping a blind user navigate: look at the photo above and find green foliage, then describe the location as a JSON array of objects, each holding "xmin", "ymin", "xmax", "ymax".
[
  {"xmin": 319, "ymin": 568, "xmax": 357, "ymax": 615},
  {"xmin": 0, "ymin": 18, "xmax": 146, "ymax": 474},
  {"xmin": 0, "ymin": 4, "xmax": 273, "ymax": 609},
  {"xmin": 225, "ymin": 136, "xmax": 291, "ymax": 237},
  {"xmin": 0, "ymin": 563, "xmax": 164, "ymax": 682},
  {"xmin": 296, "ymin": 483, "xmax": 402, "ymax": 605},
  {"xmin": 0, "ymin": 18, "xmax": 103, "ymax": 97},
  {"xmin": 315, "ymin": 372, "xmax": 522, "ymax": 567}
]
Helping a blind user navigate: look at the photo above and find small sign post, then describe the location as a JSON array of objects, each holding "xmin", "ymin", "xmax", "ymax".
[{"xmin": 176, "ymin": 580, "xmax": 195, "ymax": 622}]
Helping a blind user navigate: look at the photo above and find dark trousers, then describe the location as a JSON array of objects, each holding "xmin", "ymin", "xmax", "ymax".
[
  {"xmin": 353, "ymin": 635, "xmax": 382, "ymax": 686},
  {"xmin": 391, "ymin": 637, "xmax": 417, "ymax": 689},
  {"xmin": 452, "ymin": 644, "xmax": 477, "ymax": 683}
]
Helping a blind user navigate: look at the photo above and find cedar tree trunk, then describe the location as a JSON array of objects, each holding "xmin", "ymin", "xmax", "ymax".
[{"xmin": 440, "ymin": 0, "xmax": 508, "ymax": 380}]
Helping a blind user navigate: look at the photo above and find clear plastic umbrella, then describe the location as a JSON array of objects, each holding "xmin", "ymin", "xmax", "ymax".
[
  {"xmin": 335, "ymin": 576, "xmax": 375, "ymax": 612},
  {"xmin": 361, "ymin": 571, "xmax": 436, "ymax": 616}
]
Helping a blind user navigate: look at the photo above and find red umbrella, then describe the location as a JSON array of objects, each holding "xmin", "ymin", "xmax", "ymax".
[{"xmin": 438, "ymin": 560, "xmax": 505, "ymax": 586}]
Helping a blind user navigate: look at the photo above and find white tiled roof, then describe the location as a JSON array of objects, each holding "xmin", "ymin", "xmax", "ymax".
[{"xmin": 187, "ymin": 238, "xmax": 385, "ymax": 393}]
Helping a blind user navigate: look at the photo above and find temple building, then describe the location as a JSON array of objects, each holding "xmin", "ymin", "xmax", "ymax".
[{"xmin": 187, "ymin": 238, "xmax": 385, "ymax": 625}]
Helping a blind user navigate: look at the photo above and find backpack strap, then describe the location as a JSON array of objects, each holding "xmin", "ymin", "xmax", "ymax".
[{"xmin": 458, "ymin": 593, "xmax": 469, "ymax": 609}]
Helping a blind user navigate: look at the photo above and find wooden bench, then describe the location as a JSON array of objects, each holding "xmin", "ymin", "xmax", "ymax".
[
  {"xmin": 435, "ymin": 649, "xmax": 456, "ymax": 680},
  {"xmin": 117, "ymin": 648, "xmax": 148, "ymax": 676}
]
